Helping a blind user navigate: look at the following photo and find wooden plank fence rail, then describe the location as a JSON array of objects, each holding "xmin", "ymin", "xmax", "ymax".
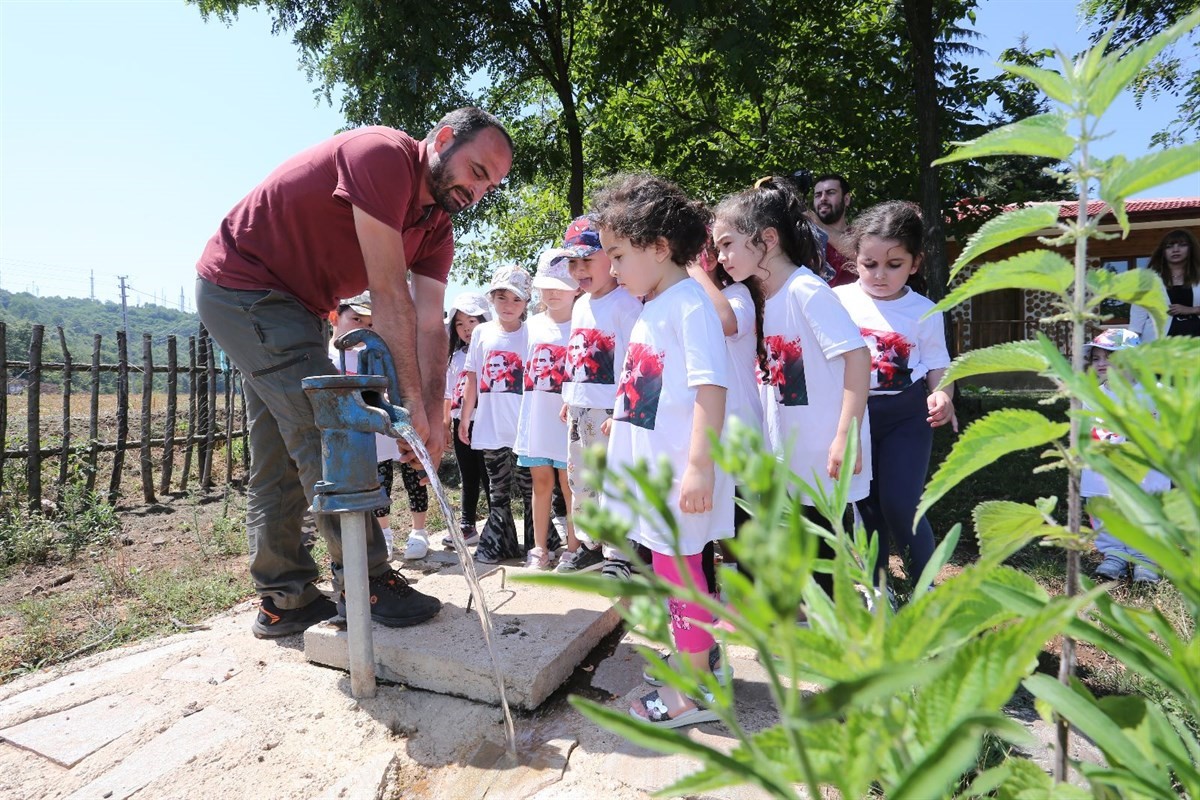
[{"xmin": 0, "ymin": 321, "xmax": 248, "ymax": 511}]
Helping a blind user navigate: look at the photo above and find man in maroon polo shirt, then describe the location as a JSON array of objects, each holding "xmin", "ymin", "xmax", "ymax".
[{"xmin": 195, "ymin": 107, "xmax": 513, "ymax": 637}]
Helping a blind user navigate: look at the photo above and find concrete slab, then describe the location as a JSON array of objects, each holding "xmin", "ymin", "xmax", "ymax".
[
  {"xmin": 315, "ymin": 751, "xmax": 396, "ymax": 800},
  {"xmin": 304, "ymin": 571, "xmax": 620, "ymax": 709},
  {"xmin": 0, "ymin": 695, "xmax": 159, "ymax": 768},
  {"xmin": 0, "ymin": 640, "xmax": 193, "ymax": 728},
  {"xmin": 65, "ymin": 706, "xmax": 246, "ymax": 800},
  {"xmin": 159, "ymin": 649, "xmax": 241, "ymax": 684},
  {"xmin": 427, "ymin": 736, "xmax": 576, "ymax": 800}
]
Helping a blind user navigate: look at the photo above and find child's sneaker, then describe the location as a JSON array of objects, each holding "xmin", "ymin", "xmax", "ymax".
[
  {"xmin": 403, "ymin": 529, "xmax": 429, "ymax": 560},
  {"xmin": 251, "ymin": 595, "xmax": 337, "ymax": 639},
  {"xmin": 524, "ymin": 546, "xmax": 552, "ymax": 570},
  {"xmin": 1132, "ymin": 565, "xmax": 1160, "ymax": 584},
  {"xmin": 556, "ymin": 544, "xmax": 604, "ymax": 573},
  {"xmin": 601, "ymin": 558, "xmax": 632, "ymax": 580},
  {"xmin": 1094, "ymin": 554, "xmax": 1127, "ymax": 581},
  {"xmin": 443, "ymin": 530, "xmax": 481, "ymax": 549}
]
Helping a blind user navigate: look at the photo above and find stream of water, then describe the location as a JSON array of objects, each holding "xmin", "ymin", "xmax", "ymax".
[{"xmin": 396, "ymin": 425, "xmax": 518, "ymax": 762}]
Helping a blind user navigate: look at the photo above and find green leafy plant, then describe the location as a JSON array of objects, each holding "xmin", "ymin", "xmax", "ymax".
[{"xmin": 927, "ymin": 9, "xmax": 1200, "ymax": 795}]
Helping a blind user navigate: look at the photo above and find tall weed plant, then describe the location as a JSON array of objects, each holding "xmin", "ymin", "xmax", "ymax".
[{"xmin": 522, "ymin": 12, "xmax": 1199, "ymax": 798}]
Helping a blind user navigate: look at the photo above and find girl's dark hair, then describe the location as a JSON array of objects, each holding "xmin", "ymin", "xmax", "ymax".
[
  {"xmin": 709, "ymin": 182, "xmax": 820, "ymax": 382},
  {"xmin": 1148, "ymin": 228, "xmax": 1200, "ymax": 285},
  {"xmin": 712, "ymin": 177, "xmax": 821, "ymax": 272},
  {"xmin": 590, "ymin": 173, "xmax": 711, "ymax": 266},
  {"xmin": 848, "ymin": 200, "xmax": 928, "ymax": 294},
  {"xmin": 448, "ymin": 310, "xmax": 487, "ymax": 358}
]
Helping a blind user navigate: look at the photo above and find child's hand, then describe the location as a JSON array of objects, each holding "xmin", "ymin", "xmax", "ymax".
[
  {"xmin": 559, "ymin": 404, "xmax": 569, "ymax": 424},
  {"xmin": 458, "ymin": 422, "xmax": 471, "ymax": 446},
  {"xmin": 827, "ymin": 433, "xmax": 863, "ymax": 479},
  {"xmin": 679, "ymin": 464, "xmax": 715, "ymax": 514},
  {"xmin": 927, "ymin": 391, "xmax": 957, "ymax": 431},
  {"xmin": 600, "ymin": 417, "xmax": 613, "ymax": 436}
]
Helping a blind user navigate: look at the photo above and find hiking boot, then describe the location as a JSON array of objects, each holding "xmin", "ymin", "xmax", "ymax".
[
  {"xmin": 364, "ymin": 568, "xmax": 442, "ymax": 627},
  {"xmin": 1094, "ymin": 554, "xmax": 1127, "ymax": 581},
  {"xmin": 556, "ymin": 544, "xmax": 604, "ymax": 573},
  {"xmin": 252, "ymin": 595, "xmax": 337, "ymax": 639}
]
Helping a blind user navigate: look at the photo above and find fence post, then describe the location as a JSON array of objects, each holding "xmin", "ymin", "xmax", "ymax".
[
  {"xmin": 160, "ymin": 335, "xmax": 178, "ymax": 495},
  {"xmin": 140, "ymin": 333, "xmax": 156, "ymax": 504},
  {"xmin": 181, "ymin": 336, "xmax": 197, "ymax": 492},
  {"xmin": 224, "ymin": 360, "xmax": 234, "ymax": 484},
  {"xmin": 108, "ymin": 330, "xmax": 129, "ymax": 506},
  {"xmin": 86, "ymin": 335, "xmax": 101, "ymax": 494},
  {"xmin": 0, "ymin": 322, "xmax": 7, "ymax": 497},
  {"xmin": 56, "ymin": 327, "xmax": 74, "ymax": 495},
  {"xmin": 202, "ymin": 333, "xmax": 217, "ymax": 489},
  {"xmin": 27, "ymin": 324, "xmax": 44, "ymax": 513}
]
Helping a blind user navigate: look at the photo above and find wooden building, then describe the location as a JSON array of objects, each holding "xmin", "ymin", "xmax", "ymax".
[{"xmin": 946, "ymin": 197, "xmax": 1200, "ymax": 353}]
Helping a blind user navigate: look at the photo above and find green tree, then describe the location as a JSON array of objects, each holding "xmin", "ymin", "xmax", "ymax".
[{"xmin": 1083, "ymin": 0, "xmax": 1200, "ymax": 146}]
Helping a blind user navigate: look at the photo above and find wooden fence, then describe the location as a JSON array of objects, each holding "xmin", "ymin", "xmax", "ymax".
[{"xmin": 1, "ymin": 321, "xmax": 248, "ymax": 512}]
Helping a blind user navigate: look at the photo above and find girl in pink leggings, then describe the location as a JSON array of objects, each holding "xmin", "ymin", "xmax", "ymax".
[{"xmin": 590, "ymin": 173, "xmax": 734, "ymax": 729}]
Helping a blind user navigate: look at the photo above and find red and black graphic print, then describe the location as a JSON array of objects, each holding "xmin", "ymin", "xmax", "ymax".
[
  {"xmin": 763, "ymin": 334, "xmax": 808, "ymax": 407},
  {"xmin": 524, "ymin": 343, "xmax": 568, "ymax": 393},
  {"xmin": 566, "ymin": 328, "xmax": 616, "ymax": 385},
  {"xmin": 861, "ymin": 328, "xmax": 914, "ymax": 391},
  {"xmin": 479, "ymin": 350, "xmax": 524, "ymax": 394},
  {"xmin": 450, "ymin": 370, "xmax": 469, "ymax": 410},
  {"xmin": 614, "ymin": 342, "xmax": 666, "ymax": 430}
]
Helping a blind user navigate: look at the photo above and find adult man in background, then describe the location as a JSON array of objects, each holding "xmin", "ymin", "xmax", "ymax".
[
  {"xmin": 808, "ymin": 173, "xmax": 857, "ymax": 288},
  {"xmin": 195, "ymin": 108, "xmax": 513, "ymax": 637}
]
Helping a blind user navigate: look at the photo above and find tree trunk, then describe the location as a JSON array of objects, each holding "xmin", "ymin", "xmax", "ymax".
[{"xmin": 903, "ymin": 0, "xmax": 949, "ymax": 302}]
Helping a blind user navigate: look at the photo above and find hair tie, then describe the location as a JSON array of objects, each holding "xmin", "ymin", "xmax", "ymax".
[{"xmin": 754, "ymin": 176, "xmax": 775, "ymax": 189}]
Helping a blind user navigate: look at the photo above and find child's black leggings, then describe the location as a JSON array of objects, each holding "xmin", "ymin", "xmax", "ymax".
[
  {"xmin": 451, "ymin": 418, "xmax": 490, "ymax": 533},
  {"xmin": 854, "ymin": 380, "xmax": 936, "ymax": 587}
]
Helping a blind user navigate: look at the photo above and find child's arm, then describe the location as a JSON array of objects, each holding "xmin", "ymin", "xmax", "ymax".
[
  {"xmin": 925, "ymin": 367, "xmax": 957, "ymax": 431},
  {"xmin": 680, "ymin": 384, "xmax": 726, "ymax": 514},
  {"xmin": 687, "ymin": 264, "xmax": 737, "ymax": 336},
  {"xmin": 443, "ymin": 399, "xmax": 453, "ymax": 436},
  {"xmin": 458, "ymin": 373, "xmax": 478, "ymax": 445},
  {"xmin": 828, "ymin": 346, "xmax": 870, "ymax": 479}
]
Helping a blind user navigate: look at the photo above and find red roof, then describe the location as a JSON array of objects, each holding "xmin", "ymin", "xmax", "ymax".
[{"xmin": 1056, "ymin": 198, "xmax": 1200, "ymax": 218}]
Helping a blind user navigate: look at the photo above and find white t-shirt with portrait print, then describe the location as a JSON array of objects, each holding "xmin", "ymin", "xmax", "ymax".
[
  {"xmin": 445, "ymin": 348, "xmax": 470, "ymax": 421},
  {"xmin": 329, "ymin": 344, "xmax": 401, "ymax": 461},
  {"xmin": 605, "ymin": 278, "xmax": 734, "ymax": 556},
  {"xmin": 463, "ymin": 319, "xmax": 527, "ymax": 451},
  {"xmin": 833, "ymin": 282, "xmax": 950, "ymax": 395},
  {"xmin": 722, "ymin": 281, "xmax": 765, "ymax": 437},
  {"xmin": 515, "ymin": 312, "xmax": 572, "ymax": 462},
  {"xmin": 760, "ymin": 266, "xmax": 872, "ymax": 504},
  {"xmin": 562, "ymin": 286, "xmax": 644, "ymax": 410}
]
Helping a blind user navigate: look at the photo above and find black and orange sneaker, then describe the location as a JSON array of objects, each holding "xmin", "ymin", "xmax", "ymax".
[
  {"xmin": 251, "ymin": 595, "xmax": 337, "ymax": 639},
  {"xmin": 365, "ymin": 568, "xmax": 442, "ymax": 627}
]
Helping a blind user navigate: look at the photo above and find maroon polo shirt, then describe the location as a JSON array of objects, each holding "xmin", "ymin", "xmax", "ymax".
[{"xmin": 196, "ymin": 127, "xmax": 453, "ymax": 315}]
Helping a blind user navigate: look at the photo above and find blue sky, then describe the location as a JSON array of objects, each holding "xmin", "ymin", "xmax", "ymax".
[{"xmin": 1, "ymin": 0, "xmax": 1197, "ymax": 309}]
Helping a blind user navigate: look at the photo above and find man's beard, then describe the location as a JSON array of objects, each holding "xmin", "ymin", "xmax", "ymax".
[
  {"xmin": 429, "ymin": 151, "xmax": 470, "ymax": 214},
  {"xmin": 816, "ymin": 199, "xmax": 845, "ymax": 226}
]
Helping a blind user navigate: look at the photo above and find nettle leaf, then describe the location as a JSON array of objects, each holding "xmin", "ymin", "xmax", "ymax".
[
  {"xmin": 1004, "ymin": 63, "xmax": 1075, "ymax": 106},
  {"xmin": 917, "ymin": 410, "xmax": 1068, "ymax": 523},
  {"xmin": 949, "ymin": 204, "xmax": 1061, "ymax": 281},
  {"xmin": 1101, "ymin": 143, "xmax": 1200, "ymax": 232},
  {"xmin": 1087, "ymin": 267, "xmax": 1169, "ymax": 331},
  {"xmin": 934, "ymin": 112, "xmax": 1072, "ymax": 165},
  {"xmin": 1088, "ymin": 7, "xmax": 1200, "ymax": 117},
  {"xmin": 937, "ymin": 341, "xmax": 1051, "ymax": 389},
  {"xmin": 932, "ymin": 250, "xmax": 1074, "ymax": 314},
  {"xmin": 974, "ymin": 500, "xmax": 1066, "ymax": 564}
]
